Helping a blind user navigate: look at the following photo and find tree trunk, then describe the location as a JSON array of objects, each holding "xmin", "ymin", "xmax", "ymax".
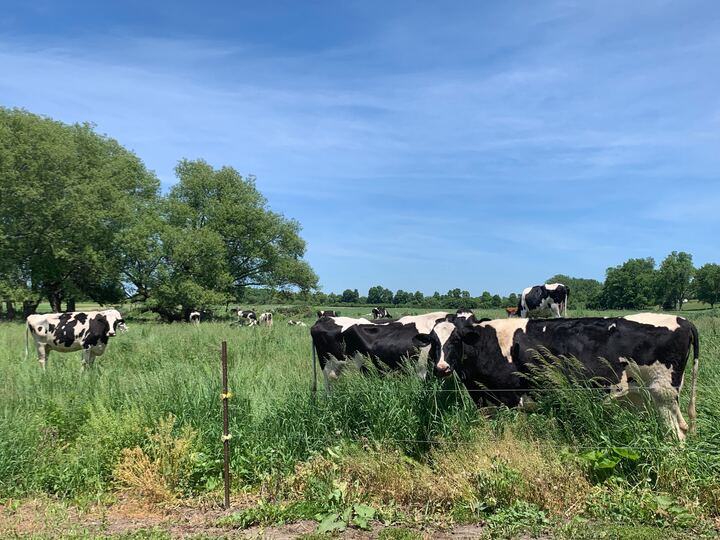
[
  {"xmin": 66, "ymin": 299, "xmax": 76, "ymax": 312},
  {"xmin": 5, "ymin": 301, "xmax": 16, "ymax": 321},
  {"xmin": 48, "ymin": 291, "xmax": 63, "ymax": 313}
]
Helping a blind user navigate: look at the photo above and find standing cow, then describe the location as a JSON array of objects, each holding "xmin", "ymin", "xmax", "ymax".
[
  {"xmin": 189, "ymin": 311, "xmax": 201, "ymax": 325},
  {"xmin": 433, "ymin": 313, "xmax": 699, "ymax": 440},
  {"xmin": 26, "ymin": 309, "xmax": 127, "ymax": 369},
  {"xmin": 258, "ymin": 312, "xmax": 273, "ymax": 327},
  {"xmin": 311, "ymin": 312, "xmax": 462, "ymax": 388},
  {"xmin": 518, "ymin": 283, "xmax": 569, "ymax": 318},
  {"xmin": 317, "ymin": 310, "xmax": 338, "ymax": 318}
]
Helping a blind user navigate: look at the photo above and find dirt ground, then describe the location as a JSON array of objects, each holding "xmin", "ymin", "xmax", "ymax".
[{"xmin": 0, "ymin": 496, "xmax": 490, "ymax": 539}]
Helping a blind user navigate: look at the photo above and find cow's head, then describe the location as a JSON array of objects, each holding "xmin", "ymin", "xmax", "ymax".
[
  {"xmin": 416, "ymin": 317, "xmax": 466, "ymax": 378},
  {"xmin": 102, "ymin": 309, "xmax": 127, "ymax": 336}
]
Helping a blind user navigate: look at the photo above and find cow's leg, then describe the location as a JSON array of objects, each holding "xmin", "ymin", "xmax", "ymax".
[
  {"xmin": 551, "ymin": 302, "xmax": 562, "ymax": 318},
  {"xmin": 82, "ymin": 349, "xmax": 96, "ymax": 369},
  {"xmin": 641, "ymin": 363, "xmax": 687, "ymax": 440},
  {"xmin": 37, "ymin": 345, "xmax": 48, "ymax": 370}
]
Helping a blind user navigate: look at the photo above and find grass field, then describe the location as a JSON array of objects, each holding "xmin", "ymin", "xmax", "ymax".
[{"xmin": 1, "ymin": 307, "xmax": 719, "ymax": 538}]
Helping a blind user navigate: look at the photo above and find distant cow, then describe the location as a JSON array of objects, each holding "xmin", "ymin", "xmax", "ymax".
[
  {"xmin": 518, "ymin": 283, "xmax": 569, "ymax": 318},
  {"xmin": 434, "ymin": 313, "xmax": 699, "ymax": 440},
  {"xmin": 505, "ymin": 306, "xmax": 518, "ymax": 317},
  {"xmin": 317, "ymin": 310, "xmax": 338, "ymax": 318},
  {"xmin": 288, "ymin": 320, "xmax": 307, "ymax": 327},
  {"xmin": 237, "ymin": 310, "xmax": 258, "ymax": 326},
  {"xmin": 26, "ymin": 309, "xmax": 127, "ymax": 369},
  {"xmin": 372, "ymin": 307, "xmax": 391, "ymax": 319},
  {"xmin": 311, "ymin": 311, "xmax": 458, "ymax": 387},
  {"xmin": 189, "ymin": 311, "xmax": 201, "ymax": 325},
  {"xmin": 258, "ymin": 312, "xmax": 273, "ymax": 327}
]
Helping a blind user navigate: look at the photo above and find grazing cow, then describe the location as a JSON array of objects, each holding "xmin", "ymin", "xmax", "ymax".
[
  {"xmin": 311, "ymin": 312, "xmax": 457, "ymax": 387},
  {"xmin": 372, "ymin": 307, "xmax": 392, "ymax": 319},
  {"xmin": 518, "ymin": 283, "xmax": 569, "ymax": 318},
  {"xmin": 434, "ymin": 313, "xmax": 699, "ymax": 440},
  {"xmin": 505, "ymin": 306, "xmax": 518, "ymax": 318},
  {"xmin": 258, "ymin": 312, "xmax": 273, "ymax": 327},
  {"xmin": 288, "ymin": 320, "xmax": 307, "ymax": 327},
  {"xmin": 26, "ymin": 309, "xmax": 128, "ymax": 369},
  {"xmin": 317, "ymin": 310, "xmax": 338, "ymax": 318},
  {"xmin": 189, "ymin": 311, "xmax": 201, "ymax": 325},
  {"xmin": 237, "ymin": 310, "xmax": 258, "ymax": 326}
]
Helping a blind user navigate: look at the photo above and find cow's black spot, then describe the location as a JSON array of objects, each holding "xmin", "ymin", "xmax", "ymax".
[
  {"xmin": 75, "ymin": 313, "xmax": 87, "ymax": 324},
  {"xmin": 84, "ymin": 314, "xmax": 109, "ymax": 348},
  {"xmin": 37, "ymin": 326, "xmax": 42, "ymax": 332},
  {"xmin": 48, "ymin": 323, "xmax": 56, "ymax": 332},
  {"xmin": 54, "ymin": 314, "xmax": 80, "ymax": 348}
]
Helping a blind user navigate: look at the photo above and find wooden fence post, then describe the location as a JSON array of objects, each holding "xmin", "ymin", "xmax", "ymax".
[{"xmin": 221, "ymin": 340, "xmax": 231, "ymax": 509}]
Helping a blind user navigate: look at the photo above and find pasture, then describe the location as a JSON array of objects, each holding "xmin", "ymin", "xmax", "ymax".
[{"xmin": 1, "ymin": 307, "xmax": 720, "ymax": 538}]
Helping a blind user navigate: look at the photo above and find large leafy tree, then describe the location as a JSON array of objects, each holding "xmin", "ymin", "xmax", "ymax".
[
  {"xmin": 367, "ymin": 285, "xmax": 393, "ymax": 305},
  {"xmin": 0, "ymin": 108, "xmax": 159, "ymax": 313},
  {"xmin": 695, "ymin": 263, "xmax": 720, "ymax": 308},
  {"xmin": 655, "ymin": 251, "xmax": 694, "ymax": 310},
  {"xmin": 598, "ymin": 257, "xmax": 656, "ymax": 309},
  {"xmin": 167, "ymin": 160, "xmax": 317, "ymax": 295},
  {"xmin": 121, "ymin": 159, "xmax": 318, "ymax": 321},
  {"xmin": 546, "ymin": 274, "xmax": 603, "ymax": 308}
]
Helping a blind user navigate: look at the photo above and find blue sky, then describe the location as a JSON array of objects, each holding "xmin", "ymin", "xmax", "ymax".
[{"xmin": 2, "ymin": 1, "xmax": 719, "ymax": 296}]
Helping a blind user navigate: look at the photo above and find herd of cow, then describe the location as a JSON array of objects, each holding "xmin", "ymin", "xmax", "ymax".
[
  {"xmin": 309, "ymin": 283, "xmax": 699, "ymax": 441},
  {"xmin": 22, "ymin": 282, "xmax": 700, "ymax": 440}
]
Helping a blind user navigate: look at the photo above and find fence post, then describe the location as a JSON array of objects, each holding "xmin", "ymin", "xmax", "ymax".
[{"xmin": 221, "ymin": 340, "xmax": 231, "ymax": 509}]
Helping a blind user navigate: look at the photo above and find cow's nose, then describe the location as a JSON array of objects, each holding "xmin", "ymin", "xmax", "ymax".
[
  {"xmin": 108, "ymin": 332, "xmax": 116, "ymax": 337},
  {"xmin": 434, "ymin": 360, "xmax": 453, "ymax": 377}
]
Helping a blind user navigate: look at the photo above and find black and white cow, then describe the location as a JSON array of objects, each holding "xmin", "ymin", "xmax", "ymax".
[
  {"xmin": 311, "ymin": 312, "xmax": 459, "ymax": 387},
  {"xmin": 456, "ymin": 308, "xmax": 474, "ymax": 319},
  {"xmin": 372, "ymin": 307, "xmax": 392, "ymax": 319},
  {"xmin": 258, "ymin": 312, "xmax": 273, "ymax": 327},
  {"xmin": 189, "ymin": 311, "xmax": 201, "ymax": 325},
  {"xmin": 288, "ymin": 320, "xmax": 307, "ymax": 327},
  {"xmin": 518, "ymin": 283, "xmax": 569, "ymax": 318},
  {"xmin": 237, "ymin": 310, "xmax": 258, "ymax": 326},
  {"xmin": 317, "ymin": 310, "xmax": 338, "ymax": 318},
  {"xmin": 433, "ymin": 313, "xmax": 699, "ymax": 439},
  {"xmin": 26, "ymin": 309, "xmax": 128, "ymax": 369}
]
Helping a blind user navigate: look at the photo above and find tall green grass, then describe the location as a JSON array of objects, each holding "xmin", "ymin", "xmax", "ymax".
[{"xmin": 1, "ymin": 309, "xmax": 719, "ymax": 525}]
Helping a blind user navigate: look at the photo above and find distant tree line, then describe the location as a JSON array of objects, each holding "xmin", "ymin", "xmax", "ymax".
[
  {"xmin": 261, "ymin": 253, "xmax": 720, "ymax": 312},
  {"xmin": 0, "ymin": 108, "xmax": 317, "ymax": 321}
]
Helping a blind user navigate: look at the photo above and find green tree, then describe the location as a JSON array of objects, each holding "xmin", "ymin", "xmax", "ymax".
[
  {"xmin": 368, "ymin": 286, "xmax": 393, "ymax": 305},
  {"xmin": 168, "ymin": 160, "xmax": 318, "ymax": 295},
  {"xmin": 341, "ymin": 288, "xmax": 359, "ymax": 303},
  {"xmin": 393, "ymin": 289, "xmax": 411, "ymax": 305},
  {"xmin": 598, "ymin": 258, "xmax": 656, "ymax": 309},
  {"xmin": 0, "ymin": 108, "xmax": 159, "ymax": 313},
  {"xmin": 655, "ymin": 251, "xmax": 694, "ymax": 310},
  {"xmin": 694, "ymin": 263, "xmax": 720, "ymax": 308}
]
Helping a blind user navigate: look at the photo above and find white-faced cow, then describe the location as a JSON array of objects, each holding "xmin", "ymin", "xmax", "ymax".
[
  {"xmin": 237, "ymin": 310, "xmax": 258, "ymax": 326},
  {"xmin": 434, "ymin": 313, "xmax": 699, "ymax": 440},
  {"xmin": 258, "ymin": 312, "xmax": 273, "ymax": 327},
  {"xmin": 288, "ymin": 320, "xmax": 307, "ymax": 327},
  {"xmin": 189, "ymin": 311, "xmax": 201, "ymax": 325},
  {"xmin": 311, "ymin": 312, "xmax": 460, "ymax": 387},
  {"xmin": 518, "ymin": 283, "xmax": 569, "ymax": 318},
  {"xmin": 26, "ymin": 309, "xmax": 128, "ymax": 370},
  {"xmin": 372, "ymin": 307, "xmax": 391, "ymax": 319},
  {"xmin": 317, "ymin": 310, "xmax": 338, "ymax": 318}
]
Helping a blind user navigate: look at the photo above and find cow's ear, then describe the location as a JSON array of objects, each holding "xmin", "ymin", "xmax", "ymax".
[
  {"xmin": 446, "ymin": 314, "xmax": 457, "ymax": 323},
  {"xmin": 458, "ymin": 327, "xmax": 479, "ymax": 345},
  {"xmin": 416, "ymin": 333, "xmax": 432, "ymax": 345}
]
